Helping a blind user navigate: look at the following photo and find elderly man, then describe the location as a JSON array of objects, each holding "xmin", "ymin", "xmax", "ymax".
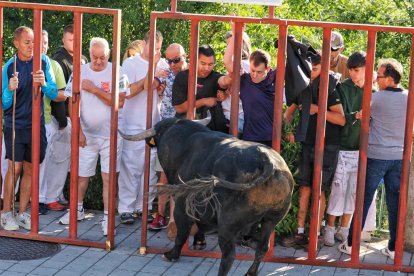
[
  {"xmin": 149, "ymin": 43, "xmax": 187, "ymax": 233},
  {"xmin": 59, "ymin": 37, "xmax": 124, "ymax": 236},
  {"xmin": 1, "ymin": 26, "xmax": 58, "ymax": 231}
]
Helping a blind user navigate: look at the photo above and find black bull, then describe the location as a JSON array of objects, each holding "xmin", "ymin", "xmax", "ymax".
[{"xmin": 120, "ymin": 118, "xmax": 294, "ymax": 276}]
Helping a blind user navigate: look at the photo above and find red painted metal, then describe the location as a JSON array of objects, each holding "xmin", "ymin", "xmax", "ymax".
[
  {"xmin": 143, "ymin": 7, "xmax": 414, "ymax": 273},
  {"xmin": 141, "ymin": 12, "xmax": 158, "ymax": 251},
  {"xmin": 308, "ymin": 27, "xmax": 331, "ymax": 259},
  {"xmin": 170, "ymin": 0, "xmax": 177, "ymax": 13},
  {"xmin": 69, "ymin": 12, "xmax": 83, "ymax": 240},
  {"xmin": 394, "ymin": 34, "xmax": 414, "ymax": 268},
  {"xmin": 186, "ymin": 20, "xmax": 200, "ymax": 120},
  {"xmin": 228, "ymin": 21, "xmax": 243, "ymax": 137},
  {"xmin": 271, "ymin": 22, "xmax": 287, "ymax": 152},
  {"xmin": 351, "ymin": 31, "xmax": 377, "ymax": 264},
  {"xmin": 268, "ymin": 6, "xmax": 275, "ymax": 18},
  {"xmin": 30, "ymin": 9, "xmax": 42, "ymax": 234},
  {"xmin": 107, "ymin": 9, "xmax": 122, "ymax": 249},
  {"xmin": 0, "ymin": 1, "xmax": 120, "ymax": 250}
]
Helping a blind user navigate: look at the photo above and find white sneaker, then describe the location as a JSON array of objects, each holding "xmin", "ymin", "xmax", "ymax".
[
  {"xmin": 59, "ymin": 209, "xmax": 85, "ymax": 225},
  {"xmin": 1, "ymin": 212, "xmax": 19, "ymax": 231},
  {"xmin": 361, "ymin": 231, "xmax": 372, "ymax": 242},
  {"xmin": 17, "ymin": 212, "xmax": 31, "ymax": 230},
  {"xmin": 381, "ymin": 248, "xmax": 395, "ymax": 260},
  {"xmin": 101, "ymin": 219, "xmax": 108, "ymax": 236},
  {"xmin": 324, "ymin": 226, "xmax": 335, "ymax": 246},
  {"xmin": 338, "ymin": 241, "xmax": 352, "ymax": 255},
  {"xmin": 101, "ymin": 218, "xmax": 116, "ymax": 236},
  {"xmin": 334, "ymin": 227, "xmax": 349, "ymax": 242}
]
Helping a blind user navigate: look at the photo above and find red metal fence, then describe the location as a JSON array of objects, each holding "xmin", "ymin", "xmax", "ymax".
[
  {"xmin": 140, "ymin": 0, "xmax": 414, "ymax": 272},
  {"xmin": 0, "ymin": 0, "xmax": 413, "ymax": 273},
  {"xmin": 0, "ymin": 1, "xmax": 121, "ymax": 251}
]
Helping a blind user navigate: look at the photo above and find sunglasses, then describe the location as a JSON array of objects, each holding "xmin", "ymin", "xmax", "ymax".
[{"xmin": 167, "ymin": 57, "xmax": 182, "ymax": 64}]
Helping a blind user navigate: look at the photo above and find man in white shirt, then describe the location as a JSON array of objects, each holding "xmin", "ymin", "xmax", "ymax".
[
  {"xmin": 59, "ymin": 37, "xmax": 125, "ymax": 236},
  {"xmin": 118, "ymin": 31, "xmax": 167, "ymax": 224}
]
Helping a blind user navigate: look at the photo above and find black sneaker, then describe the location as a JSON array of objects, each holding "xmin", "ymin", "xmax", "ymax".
[
  {"xmin": 39, "ymin": 203, "xmax": 49, "ymax": 215},
  {"xmin": 281, "ymin": 233, "xmax": 308, "ymax": 247},
  {"xmin": 120, "ymin": 212, "xmax": 134, "ymax": 224}
]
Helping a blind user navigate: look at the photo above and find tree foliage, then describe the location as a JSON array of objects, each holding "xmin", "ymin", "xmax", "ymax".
[{"xmin": 7, "ymin": 0, "xmax": 414, "ymax": 235}]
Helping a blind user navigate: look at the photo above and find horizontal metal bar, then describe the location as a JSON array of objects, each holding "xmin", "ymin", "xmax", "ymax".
[
  {"xmin": 146, "ymin": 246, "xmax": 414, "ymax": 273},
  {"xmin": 0, "ymin": 231, "xmax": 107, "ymax": 249},
  {"xmin": 0, "ymin": 1, "xmax": 118, "ymax": 15},
  {"xmin": 153, "ymin": 11, "xmax": 414, "ymax": 33}
]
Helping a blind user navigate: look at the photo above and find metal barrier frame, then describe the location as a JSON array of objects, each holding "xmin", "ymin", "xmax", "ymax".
[
  {"xmin": 140, "ymin": 0, "xmax": 414, "ymax": 272},
  {"xmin": 0, "ymin": 1, "xmax": 121, "ymax": 251}
]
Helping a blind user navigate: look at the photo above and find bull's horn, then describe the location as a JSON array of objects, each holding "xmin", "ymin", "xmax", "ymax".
[
  {"xmin": 193, "ymin": 110, "xmax": 211, "ymax": 126},
  {"xmin": 118, "ymin": 128, "xmax": 156, "ymax": 141}
]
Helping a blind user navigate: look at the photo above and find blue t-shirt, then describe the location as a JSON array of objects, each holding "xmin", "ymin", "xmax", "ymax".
[{"xmin": 240, "ymin": 69, "xmax": 276, "ymax": 142}]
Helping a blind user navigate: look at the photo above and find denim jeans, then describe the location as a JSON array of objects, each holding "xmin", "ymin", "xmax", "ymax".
[{"xmin": 347, "ymin": 158, "xmax": 402, "ymax": 251}]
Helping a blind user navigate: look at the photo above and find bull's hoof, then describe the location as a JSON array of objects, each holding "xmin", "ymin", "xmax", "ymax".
[
  {"xmin": 193, "ymin": 239, "xmax": 207, "ymax": 250},
  {"xmin": 162, "ymin": 252, "xmax": 179, "ymax": 262}
]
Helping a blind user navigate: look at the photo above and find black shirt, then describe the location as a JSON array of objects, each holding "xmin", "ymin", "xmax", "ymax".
[{"xmin": 172, "ymin": 69, "xmax": 227, "ymax": 132}]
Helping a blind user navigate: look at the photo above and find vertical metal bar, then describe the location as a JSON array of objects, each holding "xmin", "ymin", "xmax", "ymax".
[
  {"xmin": 271, "ymin": 23, "xmax": 287, "ymax": 152},
  {"xmin": 308, "ymin": 27, "xmax": 331, "ymax": 260},
  {"xmin": 186, "ymin": 20, "xmax": 199, "ymax": 120},
  {"xmin": 394, "ymin": 34, "xmax": 414, "ymax": 267},
  {"xmin": 265, "ymin": 23, "xmax": 288, "ymax": 260},
  {"xmin": 351, "ymin": 30, "xmax": 376, "ymax": 263},
  {"xmin": 141, "ymin": 12, "xmax": 157, "ymax": 253},
  {"xmin": 170, "ymin": 0, "xmax": 177, "ymax": 12},
  {"xmin": 0, "ymin": 7, "xmax": 3, "ymax": 210},
  {"xmin": 31, "ymin": 9, "xmax": 43, "ymax": 234},
  {"xmin": 268, "ymin": 6, "xmax": 275, "ymax": 18},
  {"xmin": 69, "ymin": 12, "xmax": 83, "ymax": 239},
  {"xmin": 228, "ymin": 21, "xmax": 243, "ymax": 137},
  {"xmin": 106, "ymin": 9, "xmax": 122, "ymax": 251}
]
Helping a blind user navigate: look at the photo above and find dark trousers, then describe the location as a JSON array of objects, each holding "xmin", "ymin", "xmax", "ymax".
[{"xmin": 347, "ymin": 158, "xmax": 402, "ymax": 251}]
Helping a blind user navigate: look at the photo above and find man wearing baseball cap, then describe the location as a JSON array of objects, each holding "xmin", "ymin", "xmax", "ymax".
[{"xmin": 330, "ymin": 31, "xmax": 350, "ymax": 81}]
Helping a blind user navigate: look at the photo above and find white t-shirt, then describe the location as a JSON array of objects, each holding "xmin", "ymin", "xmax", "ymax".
[
  {"xmin": 120, "ymin": 55, "xmax": 168, "ymax": 134},
  {"xmin": 65, "ymin": 63, "xmax": 116, "ymax": 139}
]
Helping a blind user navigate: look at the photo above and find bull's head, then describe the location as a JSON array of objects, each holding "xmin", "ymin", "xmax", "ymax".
[{"xmin": 118, "ymin": 115, "xmax": 211, "ymax": 147}]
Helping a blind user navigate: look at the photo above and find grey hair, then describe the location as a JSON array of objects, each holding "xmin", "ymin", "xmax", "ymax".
[{"xmin": 89, "ymin": 37, "xmax": 110, "ymax": 57}]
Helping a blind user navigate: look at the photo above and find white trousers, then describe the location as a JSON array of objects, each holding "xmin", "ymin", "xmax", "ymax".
[
  {"xmin": 117, "ymin": 139, "xmax": 157, "ymax": 214},
  {"xmin": 327, "ymin": 150, "xmax": 377, "ymax": 230}
]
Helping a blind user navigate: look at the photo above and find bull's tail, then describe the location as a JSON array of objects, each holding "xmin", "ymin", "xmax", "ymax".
[{"xmin": 160, "ymin": 178, "xmax": 221, "ymax": 221}]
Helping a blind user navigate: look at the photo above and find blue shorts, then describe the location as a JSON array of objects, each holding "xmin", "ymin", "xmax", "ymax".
[{"xmin": 4, "ymin": 126, "xmax": 47, "ymax": 163}]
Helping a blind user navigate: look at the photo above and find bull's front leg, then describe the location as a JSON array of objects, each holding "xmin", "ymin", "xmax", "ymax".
[
  {"xmin": 245, "ymin": 219, "xmax": 275, "ymax": 276},
  {"xmin": 163, "ymin": 202, "xmax": 192, "ymax": 262}
]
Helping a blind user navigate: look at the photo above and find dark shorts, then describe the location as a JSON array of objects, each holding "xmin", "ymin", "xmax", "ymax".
[
  {"xmin": 297, "ymin": 143, "xmax": 339, "ymax": 192},
  {"xmin": 4, "ymin": 126, "xmax": 47, "ymax": 163}
]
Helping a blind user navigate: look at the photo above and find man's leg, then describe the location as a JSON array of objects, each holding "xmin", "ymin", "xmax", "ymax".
[
  {"xmin": 2, "ymin": 160, "xmax": 23, "ymax": 213},
  {"xmin": 346, "ymin": 158, "xmax": 385, "ymax": 247},
  {"xmin": 383, "ymin": 160, "xmax": 402, "ymax": 252},
  {"xmin": 298, "ymin": 186, "xmax": 311, "ymax": 229},
  {"xmin": 19, "ymin": 161, "xmax": 32, "ymax": 213}
]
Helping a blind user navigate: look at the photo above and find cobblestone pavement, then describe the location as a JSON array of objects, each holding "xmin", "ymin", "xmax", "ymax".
[{"xmin": 0, "ymin": 209, "xmax": 412, "ymax": 275}]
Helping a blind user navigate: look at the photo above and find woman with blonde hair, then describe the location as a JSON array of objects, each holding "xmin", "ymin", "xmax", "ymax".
[{"xmin": 122, "ymin": 40, "xmax": 145, "ymax": 62}]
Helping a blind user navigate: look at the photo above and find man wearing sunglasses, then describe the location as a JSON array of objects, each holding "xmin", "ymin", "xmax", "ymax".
[
  {"xmin": 172, "ymin": 45, "xmax": 232, "ymax": 133},
  {"xmin": 149, "ymin": 43, "xmax": 187, "ymax": 234},
  {"xmin": 330, "ymin": 31, "xmax": 350, "ymax": 82}
]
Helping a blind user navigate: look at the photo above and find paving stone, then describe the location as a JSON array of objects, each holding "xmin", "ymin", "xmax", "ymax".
[
  {"xmin": 139, "ymin": 254, "xmax": 173, "ymax": 274},
  {"xmin": 282, "ymin": 264, "xmax": 312, "ymax": 275},
  {"xmin": 86, "ymin": 252, "xmax": 129, "ymax": 275},
  {"xmin": 0, "ymin": 260, "xmax": 17, "ymax": 270},
  {"xmin": 30, "ymin": 266, "xmax": 59, "ymax": 275},
  {"xmin": 39, "ymin": 260, "xmax": 69, "ymax": 269},
  {"xmin": 7, "ymin": 263, "xmax": 36, "ymax": 273},
  {"xmin": 117, "ymin": 255, "xmax": 153, "ymax": 272},
  {"xmin": 308, "ymin": 266, "xmax": 337, "ymax": 276},
  {"xmin": 334, "ymin": 267, "xmax": 359, "ymax": 275},
  {"xmin": 53, "ymin": 269, "xmax": 82, "ymax": 276},
  {"xmin": 0, "ymin": 271, "xmax": 26, "ymax": 276},
  {"xmin": 62, "ymin": 249, "xmax": 107, "ymax": 273},
  {"xmin": 190, "ymin": 257, "xmax": 216, "ymax": 275},
  {"xmin": 107, "ymin": 269, "xmax": 137, "ymax": 276},
  {"xmin": 259, "ymin": 262, "xmax": 291, "ymax": 275}
]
